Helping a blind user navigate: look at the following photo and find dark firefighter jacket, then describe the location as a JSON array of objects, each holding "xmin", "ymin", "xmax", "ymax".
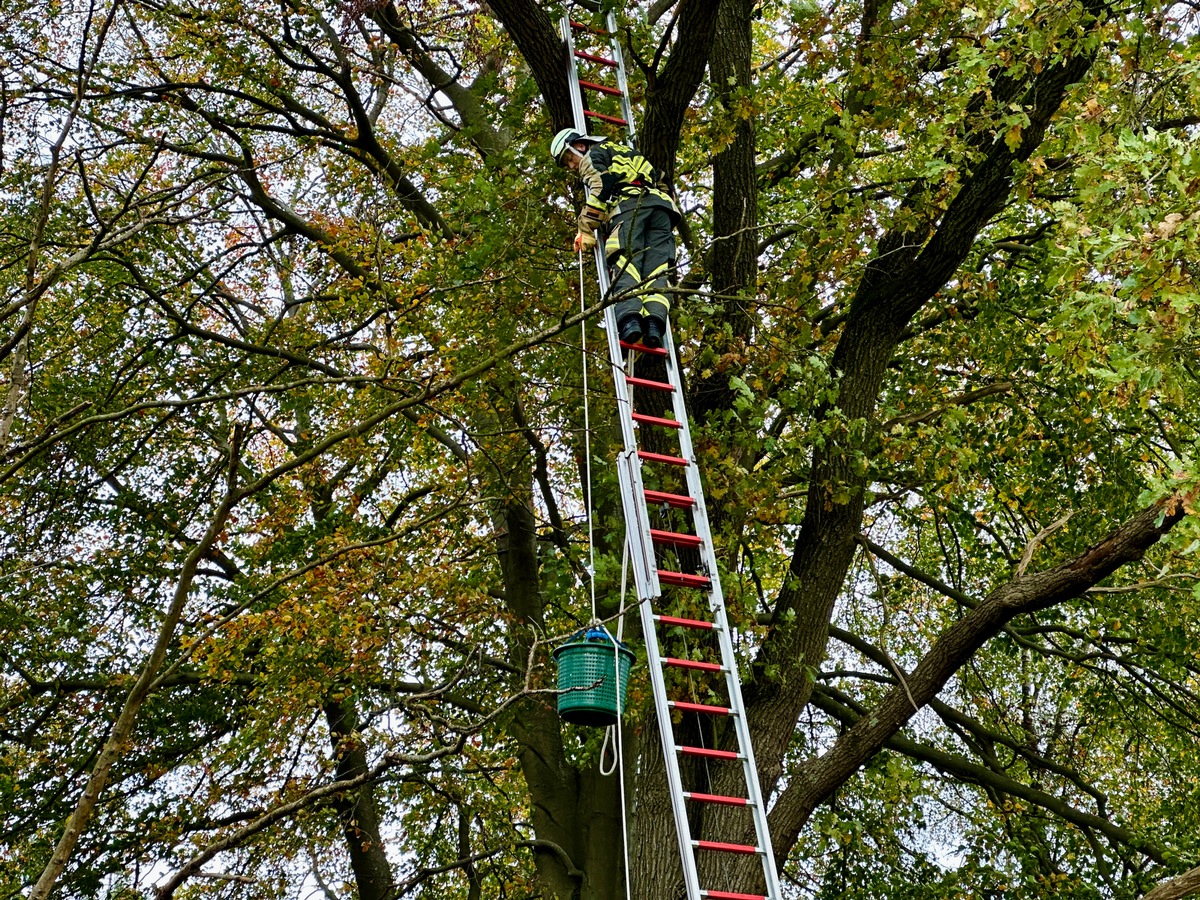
[{"xmin": 575, "ymin": 142, "xmax": 680, "ymax": 238}]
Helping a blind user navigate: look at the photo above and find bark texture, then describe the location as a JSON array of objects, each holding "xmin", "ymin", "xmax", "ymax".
[
  {"xmin": 1143, "ymin": 865, "xmax": 1200, "ymax": 900},
  {"xmin": 501, "ymin": 488, "xmax": 629, "ymax": 900}
]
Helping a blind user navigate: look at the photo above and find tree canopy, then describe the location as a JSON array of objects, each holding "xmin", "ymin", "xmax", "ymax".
[{"xmin": 3, "ymin": 0, "xmax": 1200, "ymax": 898}]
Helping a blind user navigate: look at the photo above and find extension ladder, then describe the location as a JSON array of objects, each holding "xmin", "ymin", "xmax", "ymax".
[{"xmin": 560, "ymin": 11, "xmax": 782, "ymax": 900}]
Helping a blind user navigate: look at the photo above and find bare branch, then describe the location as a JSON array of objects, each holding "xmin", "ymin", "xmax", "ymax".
[{"xmin": 1016, "ymin": 511, "xmax": 1075, "ymax": 577}]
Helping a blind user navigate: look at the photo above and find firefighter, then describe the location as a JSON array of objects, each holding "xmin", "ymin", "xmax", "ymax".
[{"xmin": 551, "ymin": 128, "xmax": 681, "ymax": 349}]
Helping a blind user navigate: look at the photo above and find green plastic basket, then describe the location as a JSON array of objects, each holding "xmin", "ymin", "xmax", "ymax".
[{"xmin": 553, "ymin": 628, "xmax": 635, "ymax": 727}]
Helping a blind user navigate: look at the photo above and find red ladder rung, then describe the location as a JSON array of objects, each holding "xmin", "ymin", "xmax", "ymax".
[
  {"xmin": 644, "ymin": 489, "xmax": 695, "ymax": 509},
  {"xmin": 620, "ymin": 340, "xmax": 668, "ymax": 357},
  {"xmin": 639, "ymin": 450, "xmax": 688, "ymax": 467},
  {"xmin": 633, "ymin": 412, "xmax": 682, "ymax": 429},
  {"xmin": 584, "ymin": 109, "xmax": 629, "ymax": 126},
  {"xmin": 626, "ymin": 375, "xmax": 674, "ymax": 391},
  {"xmin": 569, "ymin": 19, "xmax": 610, "ymax": 35},
  {"xmin": 695, "ymin": 840, "xmax": 761, "ymax": 855},
  {"xmin": 579, "ymin": 79, "xmax": 624, "ymax": 97},
  {"xmin": 663, "ymin": 657, "xmax": 723, "ymax": 673},
  {"xmin": 650, "ymin": 528, "xmax": 702, "ymax": 546},
  {"xmin": 684, "ymin": 792, "xmax": 750, "ymax": 807},
  {"xmin": 574, "ymin": 49, "xmax": 618, "ymax": 66},
  {"xmin": 671, "ymin": 700, "xmax": 732, "ymax": 716},
  {"xmin": 656, "ymin": 614, "xmax": 714, "ymax": 630},
  {"xmin": 678, "ymin": 745, "xmax": 740, "ymax": 761},
  {"xmin": 702, "ymin": 891, "xmax": 767, "ymax": 900},
  {"xmin": 658, "ymin": 569, "xmax": 712, "ymax": 589}
]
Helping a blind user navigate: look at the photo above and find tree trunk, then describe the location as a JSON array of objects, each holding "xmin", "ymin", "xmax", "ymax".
[
  {"xmin": 692, "ymin": 0, "xmax": 757, "ymax": 427},
  {"xmin": 325, "ymin": 698, "xmax": 397, "ymax": 900}
]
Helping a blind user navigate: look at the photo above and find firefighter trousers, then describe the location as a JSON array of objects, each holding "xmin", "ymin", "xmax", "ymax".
[{"xmin": 604, "ymin": 203, "xmax": 676, "ymax": 327}]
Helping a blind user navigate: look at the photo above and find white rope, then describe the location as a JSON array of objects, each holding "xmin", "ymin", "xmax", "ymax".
[
  {"xmin": 599, "ymin": 537, "xmax": 631, "ymax": 777},
  {"xmin": 614, "ymin": 625, "xmax": 633, "ymax": 900},
  {"xmin": 579, "ymin": 247, "xmax": 598, "ymax": 622}
]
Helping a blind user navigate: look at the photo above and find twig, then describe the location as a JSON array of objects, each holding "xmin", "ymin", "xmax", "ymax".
[{"xmin": 1016, "ymin": 512, "xmax": 1074, "ymax": 578}]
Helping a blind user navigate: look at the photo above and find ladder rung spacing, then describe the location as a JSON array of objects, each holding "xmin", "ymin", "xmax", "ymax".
[
  {"xmin": 563, "ymin": 8, "xmax": 779, "ymax": 897},
  {"xmin": 679, "ymin": 746, "xmax": 741, "ymax": 761},
  {"xmin": 658, "ymin": 569, "xmax": 712, "ymax": 589},
  {"xmin": 685, "ymin": 791, "xmax": 750, "ymax": 807},
  {"xmin": 671, "ymin": 699, "xmax": 732, "ymax": 716},
  {"xmin": 651, "ymin": 528, "xmax": 703, "ymax": 546},
  {"xmin": 579, "ymin": 79, "xmax": 624, "ymax": 97},
  {"xmin": 644, "ymin": 489, "xmax": 694, "ymax": 509},
  {"xmin": 633, "ymin": 412, "xmax": 682, "ymax": 429},
  {"xmin": 695, "ymin": 840, "xmax": 761, "ymax": 856},
  {"xmin": 625, "ymin": 374, "xmax": 674, "ymax": 391},
  {"xmin": 663, "ymin": 657, "xmax": 723, "ymax": 673},
  {"xmin": 575, "ymin": 49, "xmax": 619, "ymax": 66},
  {"xmin": 639, "ymin": 449, "xmax": 688, "ymax": 467}
]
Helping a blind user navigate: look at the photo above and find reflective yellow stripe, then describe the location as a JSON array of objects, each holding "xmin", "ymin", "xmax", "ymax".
[
  {"xmin": 610, "ymin": 153, "xmax": 655, "ymax": 180},
  {"xmin": 620, "ymin": 260, "xmax": 643, "ymax": 282}
]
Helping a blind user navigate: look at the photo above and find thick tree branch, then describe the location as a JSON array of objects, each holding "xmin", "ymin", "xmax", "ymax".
[
  {"xmin": 374, "ymin": 2, "xmax": 504, "ymax": 158},
  {"xmin": 638, "ymin": 0, "xmax": 721, "ymax": 177},
  {"xmin": 1143, "ymin": 865, "xmax": 1200, "ymax": 900},
  {"xmin": 484, "ymin": 0, "xmax": 574, "ymax": 130},
  {"xmin": 768, "ymin": 490, "xmax": 1193, "ymax": 849}
]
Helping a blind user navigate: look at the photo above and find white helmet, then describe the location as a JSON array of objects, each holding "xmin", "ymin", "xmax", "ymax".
[{"xmin": 550, "ymin": 128, "xmax": 606, "ymax": 165}]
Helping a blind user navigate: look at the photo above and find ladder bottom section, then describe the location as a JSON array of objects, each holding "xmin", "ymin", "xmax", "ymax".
[{"xmin": 702, "ymin": 892, "xmax": 767, "ymax": 900}]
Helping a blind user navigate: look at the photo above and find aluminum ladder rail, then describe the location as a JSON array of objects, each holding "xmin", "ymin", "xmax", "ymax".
[{"xmin": 560, "ymin": 11, "xmax": 782, "ymax": 900}]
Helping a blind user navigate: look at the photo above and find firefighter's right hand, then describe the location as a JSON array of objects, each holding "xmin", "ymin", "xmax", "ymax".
[{"xmin": 573, "ymin": 231, "xmax": 597, "ymax": 253}]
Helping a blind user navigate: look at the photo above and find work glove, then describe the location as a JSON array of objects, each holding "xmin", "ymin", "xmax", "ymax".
[{"xmin": 574, "ymin": 231, "xmax": 597, "ymax": 252}]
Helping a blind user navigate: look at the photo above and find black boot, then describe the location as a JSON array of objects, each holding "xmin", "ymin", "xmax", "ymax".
[
  {"xmin": 619, "ymin": 316, "xmax": 643, "ymax": 345},
  {"xmin": 643, "ymin": 315, "xmax": 665, "ymax": 349}
]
